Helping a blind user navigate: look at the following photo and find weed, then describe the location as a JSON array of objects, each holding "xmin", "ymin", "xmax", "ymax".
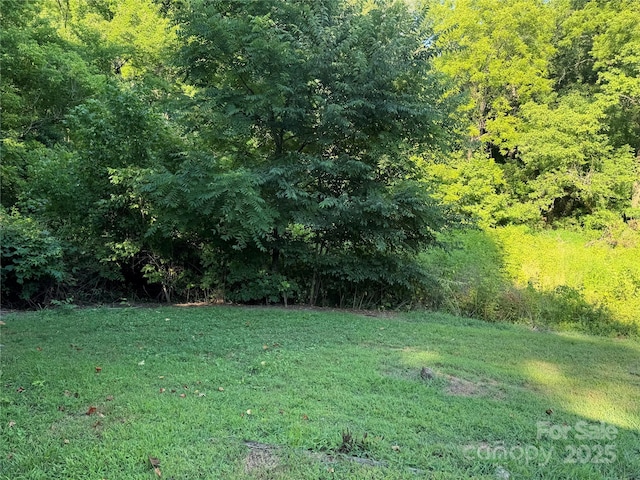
[
  {"xmin": 336, "ymin": 429, "xmax": 370, "ymax": 455},
  {"xmin": 421, "ymin": 226, "xmax": 640, "ymax": 336}
]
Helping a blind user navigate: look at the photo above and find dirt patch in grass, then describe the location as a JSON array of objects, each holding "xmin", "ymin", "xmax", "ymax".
[
  {"xmin": 445, "ymin": 375, "xmax": 484, "ymax": 396},
  {"xmin": 382, "ymin": 365, "xmax": 436, "ymax": 382},
  {"xmin": 244, "ymin": 441, "xmax": 280, "ymax": 475},
  {"xmin": 382, "ymin": 365, "xmax": 505, "ymax": 399},
  {"xmin": 445, "ymin": 375, "xmax": 505, "ymax": 399},
  {"xmin": 243, "ymin": 441, "xmax": 406, "ymax": 475}
]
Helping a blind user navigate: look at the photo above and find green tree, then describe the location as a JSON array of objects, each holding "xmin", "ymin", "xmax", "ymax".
[
  {"xmin": 43, "ymin": 0, "xmax": 178, "ymax": 82},
  {"xmin": 522, "ymin": 0, "xmax": 640, "ymax": 223},
  {"xmin": 0, "ymin": 0, "xmax": 103, "ymax": 208},
  {"xmin": 428, "ymin": 0, "xmax": 556, "ymax": 156},
  {"xmin": 163, "ymin": 0, "xmax": 455, "ymax": 305},
  {"xmin": 426, "ymin": 0, "xmax": 639, "ymax": 226},
  {"xmin": 553, "ymin": 0, "xmax": 640, "ymax": 152},
  {"xmin": 513, "ymin": 94, "xmax": 637, "ymax": 224},
  {"xmin": 0, "ymin": 208, "xmax": 65, "ymax": 304}
]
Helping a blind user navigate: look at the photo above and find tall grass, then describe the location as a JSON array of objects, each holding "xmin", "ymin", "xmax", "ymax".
[{"xmin": 421, "ymin": 225, "xmax": 640, "ymax": 336}]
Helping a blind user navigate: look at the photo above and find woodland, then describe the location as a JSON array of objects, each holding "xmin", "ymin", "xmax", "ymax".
[{"xmin": 1, "ymin": 0, "xmax": 639, "ymax": 325}]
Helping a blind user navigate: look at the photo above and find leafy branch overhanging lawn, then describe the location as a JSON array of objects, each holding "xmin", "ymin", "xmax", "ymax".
[{"xmin": 1, "ymin": 306, "xmax": 639, "ymax": 479}]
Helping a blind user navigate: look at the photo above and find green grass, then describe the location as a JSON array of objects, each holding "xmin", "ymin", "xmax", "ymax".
[{"xmin": 1, "ymin": 306, "xmax": 639, "ymax": 479}]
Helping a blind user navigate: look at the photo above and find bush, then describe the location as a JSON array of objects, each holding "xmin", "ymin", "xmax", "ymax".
[
  {"xmin": 0, "ymin": 209, "xmax": 65, "ymax": 305},
  {"xmin": 419, "ymin": 228, "xmax": 508, "ymax": 317}
]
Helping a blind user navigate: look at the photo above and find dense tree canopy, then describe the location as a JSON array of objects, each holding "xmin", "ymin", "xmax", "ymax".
[
  {"xmin": 424, "ymin": 0, "xmax": 639, "ymax": 227},
  {"xmin": 1, "ymin": 0, "xmax": 638, "ymax": 307}
]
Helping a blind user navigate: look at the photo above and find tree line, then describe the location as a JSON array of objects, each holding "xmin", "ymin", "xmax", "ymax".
[{"xmin": 1, "ymin": 0, "xmax": 638, "ymax": 308}]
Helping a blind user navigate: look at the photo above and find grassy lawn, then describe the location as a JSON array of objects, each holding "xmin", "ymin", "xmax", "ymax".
[{"xmin": 1, "ymin": 306, "xmax": 639, "ymax": 479}]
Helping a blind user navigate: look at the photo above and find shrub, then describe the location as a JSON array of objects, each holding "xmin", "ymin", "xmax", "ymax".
[{"xmin": 0, "ymin": 209, "xmax": 65, "ymax": 304}]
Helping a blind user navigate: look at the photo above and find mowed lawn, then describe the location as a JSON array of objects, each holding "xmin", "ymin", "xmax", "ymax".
[{"xmin": 1, "ymin": 306, "xmax": 639, "ymax": 479}]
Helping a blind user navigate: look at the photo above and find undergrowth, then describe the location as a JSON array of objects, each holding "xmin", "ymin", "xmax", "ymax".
[{"xmin": 420, "ymin": 225, "xmax": 640, "ymax": 337}]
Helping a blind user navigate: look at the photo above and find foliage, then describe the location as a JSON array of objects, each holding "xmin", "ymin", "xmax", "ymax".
[
  {"xmin": 42, "ymin": 0, "xmax": 178, "ymax": 82},
  {"xmin": 0, "ymin": 0, "xmax": 104, "ymax": 209},
  {"xmin": 2, "ymin": 0, "xmax": 638, "ymax": 320},
  {"xmin": 419, "ymin": 152, "xmax": 513, "ymax": 227},
  {"xmin": 427, "ymin": 0, "xmax": 639, "ymax": 228},
  {"xmin": 513, "ymin": 94, "xmax": 638, "ymax": 223},
  {"xmin": 420, "ymin": 226, "xmax": 640, "ymax": 336},
  {"xmin": 158, "ymin": 0, "xmax": 456, "ymax": 305},
  {"xmin": 428, "ymin": 0, "xmax": 556, "ymax": 149},
  {"xmin": 553, "ymin": 0, "xmax": 640, "ymax": 150},
  {"xmin": 0, "ymin": 208, "xmax": 65, "ymax": 303}
]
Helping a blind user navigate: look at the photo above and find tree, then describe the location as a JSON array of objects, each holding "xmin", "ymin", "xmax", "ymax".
[
  {"xmin": 514, "ymin": 94, "xmax": 637, "ymax": 224},
  {"xmin": 552, "ymin": 0, "xmax": 640, "ymax": 153},
  {"xmin": 0, "ymin": 0, "xmax": 103, "ymax": 208},
  {"xmin": 43, "ymin": 0, "xmax": 178, "ymax": 82},
  {"xmin": 160, "ymin": 0, "xmax": 456, "ymax": 305},
  {"xmin": 522, "ymin": 0, "xmax": 640, "ymax": 223},
  {"xmin": 426, "ymin": 0, "xmax": 639, "ymax": 226},
  {"xmin": 0, "ymin": 0, "xmax": 182, "ymax": 304},
  {"xmin": 428, "ymin": 0, "xmax": 556, "ymax": 157}
]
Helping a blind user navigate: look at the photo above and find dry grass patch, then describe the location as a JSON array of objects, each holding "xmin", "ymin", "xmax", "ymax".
[
  {"xmin": 445, "ymin": 374, "xmax": 505, "ymax": 399},
  {"xmin": 244, "ymin": 441, "xmax": 280, "ymax": 475}
]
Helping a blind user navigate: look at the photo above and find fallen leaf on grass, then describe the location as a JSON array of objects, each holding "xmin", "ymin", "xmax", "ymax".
[
  {"xmin": 86, "ymin": 406, "xmax": 97, "ymax": 416},
  {"xmin": 148, "ymin": 457, "xmax": 162, "ymax": 477},
  {"xmin": 95, "ymin": 366, "xmax": 102, "ymax": 373}
]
